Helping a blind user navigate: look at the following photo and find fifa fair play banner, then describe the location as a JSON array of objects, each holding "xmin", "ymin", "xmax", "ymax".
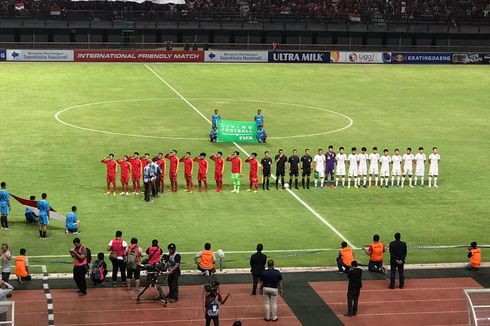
[{"xmin": 217, "ymin": 119, "xmax": 257, "ymax": 143}]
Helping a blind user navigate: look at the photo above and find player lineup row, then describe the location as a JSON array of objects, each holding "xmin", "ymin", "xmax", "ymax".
[{"xmin": 99, "ymin": 146, "xmax": 441, "ymax": 195}]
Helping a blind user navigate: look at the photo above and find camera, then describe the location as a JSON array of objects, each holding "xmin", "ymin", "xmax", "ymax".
[
  {"xmin": 140, "ymin": 256, "xmax": 170, "ymax": 275},
  {"xmin": 204, "ymin": 281, "xmax": 220, "ymax": 296}
]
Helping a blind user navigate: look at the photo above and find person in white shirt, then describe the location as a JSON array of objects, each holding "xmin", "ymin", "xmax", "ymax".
[
  {"xmin": 358, "ymin": 147, "xmax": 369, "ymax": 188},
  {"xmin": 347, "ymin": 147, "xmax": 359, "ymax": 189},
  {"xmin": 379, "ymin": 149, "xmax": 391, "ymax": 187},
  {"xmin": 414, "ymin": 147, "xmax": 426, "ymax": 187},
  {"xmin": 428, "ymin": 147, "xmax": 440, "ymax": 188},
  {"xmin": 391, "ymin": 149, "xmax": 402, "ymax": 187},
  {"xmin": 313, "ymin": 149, "xmax": 326, "ymax": 189},
  {"xmin": 401, "ymin": 147, "xmax": 415, "ymax": 188},
  {"xmin": 368, "ymin": 147, "xmax": 380, "ymax": 187},
  {"xmin": 335, "ymin": 147, "xmax": 348, "ymax": 188}
]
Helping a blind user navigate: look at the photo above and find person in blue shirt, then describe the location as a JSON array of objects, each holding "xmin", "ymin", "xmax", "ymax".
[
  {"xmin": 257, "ymin": 125, "xmax": 267, "ymax": 143},
  {"xmin": 210, "ymin": 127, "xmax": 218, "ymax": 143},
  {"xmin": 25, "ymin": 195, "xmax": 38, "ymax": 224},
  {"xmin": 0, "ymin": 182, "xmax": 11, "ymax": 230},
  {"xmin": 211, "ymin": 109, "xmax": 221, "ymax": 128},
  {"xmin": 66, "ymin": 206, "xmax": 80, "ymax": 234},
  {"xmin": 143, "ymin": 160, "xmax": 153, "ymax": 203},
  {"xmin": 37, "ymin": 193, "xmax": 50, "ymax": 239},
  {"xmin": 254, "ymin": 109, "xmax": 264, "ymax": 128}
]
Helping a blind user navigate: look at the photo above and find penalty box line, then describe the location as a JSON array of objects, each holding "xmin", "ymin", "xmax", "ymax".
[{"xmin": 144, "ymin": 64, "xmax": 357, "ymax": 249}]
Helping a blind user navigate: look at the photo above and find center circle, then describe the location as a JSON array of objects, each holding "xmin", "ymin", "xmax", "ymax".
[{"xmin": 54, "ymin": 98, "xmax": 353, "ymax": 140}]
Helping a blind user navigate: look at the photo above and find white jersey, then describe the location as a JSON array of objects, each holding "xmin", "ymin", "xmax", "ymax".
[
  {"xmin": 391, "ymin": 155, "xmax": 402, "ymax": 175},
  {"xmin": 368, "ymin": 153, "xmax": 380, "ymax": 174},
  {"xmin": 402, "ymin": 153, "xmax": 414, "ymax": 171},
  {"xmin": 414, "ymin": 153, "xmax": 426, "ymax": 176},
  {"xmin": 429, "ymin": 153, "xmax": 440, "ymax": 176},
  {"xmin": 336, "ymin": 153, "xmax": 347, "ymax": 175},
  {"xmin": 379, "ymin": 155, "xmax": 391, "ymax": 177},
  {"xmin": 347, "ymin": 154, "xmax": 358, "ymax": 177},
  {"xmin": 313, "ymin": 154, "xmax": 325, "ymax": 172},
  {"xmin": 358, "ymin": 153, "xmax": 368, "ymax": 175}
]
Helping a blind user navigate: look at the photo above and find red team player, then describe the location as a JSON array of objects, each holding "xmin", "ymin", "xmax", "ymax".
[
  {"xmin": 128, "ymin": 152, "xmax": 143, "ymax": 194},
  {"xmin": 157, "ymin": 152, "xmax": 166, "ymax": 193},
  {"xmin": 245, "ymin": 153, "xmax": 259, "ymax": 193},
  {"xmin": 117, "ymin": 155, "xmax": 132, "ymax": 196},
  {"xmin": 180, "ymin": 152, "xmax": 194, "ymax": 193},
  {"xmin": 165, "ymin": 150, "xmax": 179, "ymax": 192},
  {"xmin": 193, "ymin": 153, "xmax": 209, "ymax": 192},
  {"xmin": 101, "ymin": 153, "xmax": 117, "ymax": 195},
  {"xmin": 209, "ymin": 152, "xmax": 225, "ymax": 192}
]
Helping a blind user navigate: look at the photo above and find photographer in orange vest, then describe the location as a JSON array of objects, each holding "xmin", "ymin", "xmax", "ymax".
[
  {"xmin": 15, "ymin": 248, "xmax": 31, "ymax": 282},
  {"xmin": 466, "ymin": 242, "xmax": 481, "ymax": 271},
  {"xmin": 194, "ymin": 243, "xmax": 216, "ymax": 276},
  {"xmin": 363, "ymin": 234, "xmax": 386, "ymax": 274},
  {"xmin": 337, "ymin": 242, "xmax": 354, "ymax": 273}
]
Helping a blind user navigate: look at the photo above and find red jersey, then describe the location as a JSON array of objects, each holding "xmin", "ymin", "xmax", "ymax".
[
  {"xmin": 209, "ymin": 155, "xmax": 225, "ymax": 179},
  {"xmin": 246, "ymin": 158, "xmax": 259, "ymax": 178},
  {"xmin": 165, "ymin": 154, "xmax": 179, "ymax": 174},
  {"xmin": 101, "ymin": 159, "xmax": 117, "ymax": 178},
  {"xmin": 180, "ymin": 157, "xmax": 193, "ymax": 175},
  {"xmin": 128, "ymin": 157, "xmax": 142, "ymax": 177},
  {"xmin": 226, "ymin": 157, "xmax": 242, "ymax": 174},
  {"xmin": 117, "ymin": 160, "xmax": 131, "ymax": 180},
  {"xmin": 193, "ymin": 157, "xmax": 208, "ymax": 175},
  {"xmin": 157, "ymin": 159, "xmax": 166, "ymax": 178}
]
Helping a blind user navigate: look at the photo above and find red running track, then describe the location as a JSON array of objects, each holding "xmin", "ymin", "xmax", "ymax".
[
  {"xmin": 310, "ymin": 277, "xmax": 482, "ymax": 326},
  {"xmin": 13, "ymin": 283, "xmax": 301, "ymax": 326}
]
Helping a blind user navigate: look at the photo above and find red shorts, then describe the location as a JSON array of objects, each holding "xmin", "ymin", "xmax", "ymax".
[
  {"xmin": 107, "ymin": 176, "xmax": 115, "ymax": 183},
  {"xmin": 198, "ymin": 173, "xmax": 207, "ymax": 181},
  {"xmin": 250, "ymin": 177, "xmax": 259, "ymax": 185},
  {"xmin": 121, "ymin": 176, "xmax": 129, "ymax": 183},
  {"xmin": 132, "ymin": 174, "xmax": 140, "ymax": 182},
  {"xmin": 169, "ymin": 172, "xmax": 177, "ymax": 179},
  {"xmin": 215, "ymin": 173, "xmax": 223, "ymax": 181}
]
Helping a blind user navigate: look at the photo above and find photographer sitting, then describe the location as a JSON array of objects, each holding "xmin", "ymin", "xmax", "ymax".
[
  {"xmin": 204, "ymin": 281, "xmax": 230, "ymax": 326},
  {"xmin": 195, "ymin": 243, "xmax": 216, "ymax": 276}
]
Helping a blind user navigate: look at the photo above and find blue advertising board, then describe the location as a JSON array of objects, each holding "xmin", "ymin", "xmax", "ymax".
[
  {"xmin": 0, "ymin": 50, "xmax": 6, "ymax": 61},
  {"xmin": 390, "ymin": 52, "xmax": 451, "ymax": 64}
]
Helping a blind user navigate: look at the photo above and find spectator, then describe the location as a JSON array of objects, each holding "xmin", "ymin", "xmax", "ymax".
[
  {"xmin": 259, "ymin": 259, "xmax": 283, "ymax": 322},
  {"xmin": 389, "ymin": 232, "xmax": 407, "ymax": 289},
  {"xmin": 184, "ymin": 41, "xmax": 190, "ymax": 50},
  {"xmin": 165, "ymin": 41, "xmax": 173, "ymax": 51},
  {"xmin": 344, "ymin": 260, "xmax": 362, "ymax": 317},
  {"xmin": 195, "ymin": 242, "xmax": 216, "ymax": 276},
  {"xmin": 250, "ymin": 243, "xmax": 267, "ymax": 295},
  {"xmin": 15, "ymin": 248, "xmax": 31, "ymax": 283},
  {"xmin": 0, "ymin": 280, "xmax": 13, "ymax": 321},
  {"xmin": 125, "ymin": 238, "xmax": 143, "ymax": 291},
  {"xmin": 466, "ymin": 241, "xmax": 481, "ymax": 270},
  {"xmin": 204, "ymin": 281, "xmax": 230, "ymax": 326},
  {"xmin": 337, "ymin": 241, "xmax": 354, "ymax": 273},
  {"xmin": 90, "ymin": 252, "xmax": 108, "ymax": 286},
  {"xmin": 65, "ymin": 206, "xmax": 80, "ymax": 234},
  {"xmin": 145, "ymin": 239, "xmax": 163, "ymax": 265},
  {"xmin": 192, "ymin": 42, "xmax": 198, "ymax": 50},
  {"xmin": 25, "ymin": 195, "xmax": 38, "ymax": 224},
  {"xmin": 107, "ymin": 230, "xmax": 127, "ymax": 287},
  {"xmin": 1, "ymin": 245, "xmax": 11, "ymax": 283},
  {"xmin": 70, "ymin": 238, "xmax": 87, "ymax": 296},
  {"xmin": 165, "ymin": 243, "xmax": 181, "ymax": 302}
]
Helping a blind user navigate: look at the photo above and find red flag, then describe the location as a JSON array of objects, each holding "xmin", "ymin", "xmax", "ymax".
[
  {"xmin": 11, "ymin": 194, "xmax": 65, "ymax": 222},
  {"xmin": 15, "ymin": 2, "xmax": 25, "ymax": 10}
]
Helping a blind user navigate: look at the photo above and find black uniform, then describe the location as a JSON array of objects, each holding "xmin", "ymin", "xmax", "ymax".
[
  {"xmin": 288, "ymin": 155, "xmax": 300, "ymax": 189},
  {"xmin": 389, "ymin": 239, "xmax": 407, "ymax": 289},
  {"xmin": 261, "ymin": 157, "xmax": 273, "ymax": 190},
  {"xmin": 275, "ymin": 154, "xmax": 288, "ymax": 189},
  {"xmin": 249, "ymin": 251, "xmax": 267, "ymax": 295},
  {"xmin": 300, "ymin": 155, "xmax": 313, "ymax": 189},
  {"xmin": 346, "ymin": 267, "xmax": 362, "ymax": 316}
]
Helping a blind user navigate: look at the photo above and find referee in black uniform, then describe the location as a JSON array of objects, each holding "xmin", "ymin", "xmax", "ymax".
[
  {"xmin": 288, "ymin": 149, "xmax": 300, "ymax": 190},
  {"xmin": 275, "ymin": 149, "xmax": 288, "ymax": 189},
  {"xmin": 300, "ymin": 149, "xmax": 313, "ymax": 189},
  {"xmin": 261, "ymin": 151, "xmax": 273, "ymax": 190}
]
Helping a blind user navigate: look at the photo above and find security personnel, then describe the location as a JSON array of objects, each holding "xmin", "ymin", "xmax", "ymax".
[
  {"xmin": 467, "ymin": 242, "xmax": 481, "ymax": 270},
  {"xmin": 363, "ymin": 234, "xmax": 386, "ymax": 273},
  {"xmin": 337, "ymin": 242, "xmax": 354, "ymax": 273},
  {"xmin": 389, "ymin": 232, "xmax": 407, "ymax": 289},
  {"xmin": 344, "ymin": 260, "xmax": 362, "ymax": 317}
]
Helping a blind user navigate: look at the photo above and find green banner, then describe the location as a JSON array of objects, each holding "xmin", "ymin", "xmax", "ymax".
[{"xmin": 217, "ymin": 119, "xmax": 257, "ymax": 143}]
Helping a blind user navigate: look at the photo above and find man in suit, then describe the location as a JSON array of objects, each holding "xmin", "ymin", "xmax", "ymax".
[
  {"xmin": 345, "ymin": 260, "xmax": 362, "ymax": 317},
  {"xmin": 249, "ymin": 243, "xmax": 267, "ymax": 295},
  {"xmin": 389, "ymin": 232, "xmax": 407, "ymax": 289}
]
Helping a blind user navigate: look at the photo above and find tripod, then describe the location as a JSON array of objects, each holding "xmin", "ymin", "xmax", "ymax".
[{"xmin": 136, "ymin": 272, "xmax": 167, "ymax": 305}]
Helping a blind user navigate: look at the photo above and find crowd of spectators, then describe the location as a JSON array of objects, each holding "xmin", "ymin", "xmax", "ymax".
[{"xmin": 0, "ymin": 0, "xmax": 488, "ymax": 23}]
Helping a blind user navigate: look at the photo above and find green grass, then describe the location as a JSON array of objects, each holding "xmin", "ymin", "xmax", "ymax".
[{"xmin": 0, "ymin": 63, "xmax": 489, "ymax": 272}]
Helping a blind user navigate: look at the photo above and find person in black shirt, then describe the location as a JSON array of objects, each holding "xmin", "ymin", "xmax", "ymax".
[
  {"xmin": 389, "ymin": 232, "xmax": 407, "ymax": 289},
  {"xmin": 261, "ymin": 151, "xmax": 273, "ymax": 190},
  {"xmin": 249, "ymin": 243, "xmax": 267, "ymax": 295},
  {"xmin": 275, "ymin": 149, "xmax": 288, "ymax": 190},
  {"xmin": 165, "ymin": 243, "xmax": 181, "ymax": 302},
  {"xmin": 300, "ymin": 149, "xmax": 313, "ymax": 189},
  {"xmin": 345, "ymin": 260, "xmax": 362, "ymax": 317},
  {"xmin": 288, "ymin": 149, "xmax": 300, "ymax": 190},
  {"xmin": 259, "ymin": 259, "xmax": 283, "ymax": 322}
]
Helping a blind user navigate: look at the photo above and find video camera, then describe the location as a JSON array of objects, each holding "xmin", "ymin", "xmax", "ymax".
[
  {"xmin": 204, "ymin": 281, "xmax": 220, "ymax": 296},
  {"xmin": 139, "ymin": 254, "xmax": 170, "ymax": 275}
]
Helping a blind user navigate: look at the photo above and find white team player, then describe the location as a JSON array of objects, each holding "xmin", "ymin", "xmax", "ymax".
[
  {"xmin": 368, "ymin": 147, "xmax": 380, "ymax": 187},
  {"xmin": 347, "ymin": 147, "xmax": 359, "ymax": 189},
  {"xmin": 379, "ymin": 149, "xmax": 391, "ymax": 187},
  {"xmin": 414, "ymin": 146, "xmax": 426, "ymax": 186},
  {"xmin": 401, "ymin": 147, "xmax": 415, "ymax": 188},
  {"xmin": 313, "ymin": 148, "xmax": 326, "ymax": 189},
  {"xmin": 391, "ymin": 149, "xmax": 402, "ymax": 187},
  {"xmin": 428, "ymin": 147, "xmax": 440, "ymax": 188},
  {"xmin": 335, "ymin": 147, "xmax": 347, "ymax": 188},
  {"xmin": 358, "ymin": 147, "xmax": 369, "ymax": 188}
]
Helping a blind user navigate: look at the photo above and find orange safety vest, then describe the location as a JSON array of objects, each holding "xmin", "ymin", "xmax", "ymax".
[
  {"xmin": 15, "ymin": 256, "xmax": 28, "ymax": 277},
  {"xmin": 199, "ymin": 250, "xmax": 214, "ymax": 269},
  {"xmin": 341, "ymin": 247, "xmax": 354, "ymax": 267},
  {"xmin": 370, "ymin": 242, "xmax": 385, "ymax": 262},
  {"xmin": 470, "ymin": 248, "xmax": 481, "ymax": 268}
]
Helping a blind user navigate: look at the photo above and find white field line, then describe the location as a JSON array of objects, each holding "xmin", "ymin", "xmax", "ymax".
[{"xmin": 144, "ymin": 63, "xmax": 357, "ymax": 249}]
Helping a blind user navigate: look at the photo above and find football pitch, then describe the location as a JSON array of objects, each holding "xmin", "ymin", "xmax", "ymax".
[{"xmin": 1, "ymin": 62, "xmax": 489, "ymax": 273}]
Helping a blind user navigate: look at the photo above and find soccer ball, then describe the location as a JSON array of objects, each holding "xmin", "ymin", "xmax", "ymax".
[
  {"xmin": 216, "ymin": 249, "xmax": 225, "ymax": 261},
  {"xmin": 284, "ymin": 183, "xmax": 290, "ymax": 189}
]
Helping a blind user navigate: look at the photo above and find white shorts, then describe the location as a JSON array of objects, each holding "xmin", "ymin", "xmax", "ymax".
[
  {"xmin": 358, "ymin": 166, "xmax": 367, "ymax": 176},
  {"xmin": 403, "ymin": 166, "xmax": 413, "ymax": 176},
  {"xmin": 429, "ymin": 165, "xmax": 438, "ymax": 176},
  {"xmin": 380, "ymin": 168, "xmax": 390, "ymax": 177},
  {"xmin": 348, "ymin": 167, "xmax": 358, "ymax": 177},
  {"xmin": 369, "ymin": 165, "xmax": 379, "ymax": 175},
  {"xmin": 336, "ymin": 166, "xmax": 346, "ymax": 176},
  {"xmin": 415, "ymin": 167, "xmax": 425, "ymax": 177},
  {"xmin": 392, "ymin": 167, "xmax": 402, "ymax": 176},
  {"xmin": 315, "ymin": 170, "xmax": 325, "ymax": 178}
]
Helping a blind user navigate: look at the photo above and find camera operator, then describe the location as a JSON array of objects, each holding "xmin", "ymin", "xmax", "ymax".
[
  {"xmin": 164, "ymin": 243, "xmax": 181, "ymax": 303},
  {"xmin": 204, "ymin": 281, "xmax": 230, "ymax": 326}
]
